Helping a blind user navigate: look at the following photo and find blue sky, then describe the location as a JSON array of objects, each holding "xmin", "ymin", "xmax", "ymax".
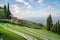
[{"xmin": 0, "ymin": 0, "xmax": 60, "ymax": 20}]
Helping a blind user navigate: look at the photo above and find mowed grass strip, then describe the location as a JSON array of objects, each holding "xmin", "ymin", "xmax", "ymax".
[
  {"xmin": 1, "ymin": 22, "xmax": 60, "ymax": 40},
  {"xmin": 7, "ymin": 24, "xmax": 43, "ymax": 40},
  {"xmin": 0, "ymin": 25, "xmax": 26, "ymax": 40},
  {"xmin": 7, "ymin": 23, "xmax": 60, "ymax": 40}
]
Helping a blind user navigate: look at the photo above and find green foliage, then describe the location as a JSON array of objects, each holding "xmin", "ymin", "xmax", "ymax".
[
  {"xmin": 0, "ymin": 31, "xmax": 3, "ymax": 38},
  {"xmin": 7, "ymin": 3, "xmax": 11, "ymax": 19},
  {"xmin": 4, "ymin": 5, "xmax": 7, "ymax": 18},
  {"xmin": 51, "ymin": 23, "xmax": 57, "ymax": 33},
  {"xmin": 51, "ymin": 21, "xmax": 60, "ymax": 34},
  {"xmin": 0, "ymin": 5, "xmax": 7, "ymax": 19},
  {"xmin": 46, "ymin": 14, "xmax": 60, "ymax": 34},
  {"xmin": 0, "ymin": 7, "xmax": 4, "ymax": 18},
  {"xmin": 46, "ymin": 14, "xmax": 53, "ymax": 31},
  {"xmin": 56, "ymin": 21, "xmax": 60, "ymax": 34},
  {"xmin": 0, "ymin": 3, "xmax": 11, "ymax": 19}
]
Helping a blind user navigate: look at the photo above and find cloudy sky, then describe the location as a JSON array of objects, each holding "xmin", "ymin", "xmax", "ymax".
[{"xmin": 0, "ymin": 0, "xmax": 60, "ymax": 23}]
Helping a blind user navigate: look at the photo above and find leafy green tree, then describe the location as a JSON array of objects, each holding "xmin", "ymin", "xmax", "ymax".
[{"xmin": 46, "ymin": 14, "xmax": 53, "ymax": 31}]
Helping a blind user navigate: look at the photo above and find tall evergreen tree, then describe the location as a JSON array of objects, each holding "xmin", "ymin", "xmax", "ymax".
[
  {"xmin": 46, "ymin": 14, "xmax": 53, "ymax": 31},
  {"xmin": 54, "ymin": 23, "xmax": 57, "ymax": 33},
  {"xmin": 7, "ymin": 3, "xmax": 11, "ymax": 19},
  {"xmin": 51, "ymin": 21, "xmax": 60, "ymax": 33},
  {"xmin": 4, "ymin": 5, "xmax": 7, "ymax": 18},
  {"xmin": 57, "ymin": 21, "xmax": 60, "ymax": 33},
  {"xmin": 59, "ymin": 21, "xmax": 60, "ymax": 34}
]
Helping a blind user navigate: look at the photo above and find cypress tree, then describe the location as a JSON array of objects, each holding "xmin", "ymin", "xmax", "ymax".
[
  {"xmin": 57, "ymin": 21, "xmax": 60, "ymax": 33},
  {"xmin": 59, "ymin": 21, "xmax": 60, "ymax": 34},
  {"xmin": 4, "ymin": 5, "xmax": 7, "ymax": 18},
  {"xmin": 51, "ymin": 24, "xmax": 55, "ymax": 32},
  {"xmin": 47, "ymin": 14, "xmax": 53, "ymax": 31},
  {"xmin": 54, "ymin": 23, "xmax": 57, "ymax": 33},
  {"xmin": 7, "ymin": 3, "xmax": 11, "ymax": 19},
  {"xmin": 51, "ymin": 21, "xmax": 60, "ymax": 33}
]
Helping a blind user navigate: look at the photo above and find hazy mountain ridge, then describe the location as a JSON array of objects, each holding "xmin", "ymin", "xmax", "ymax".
[{"xmin": 26, "ymin": 17, "xmax": 60, "ymax": 24}]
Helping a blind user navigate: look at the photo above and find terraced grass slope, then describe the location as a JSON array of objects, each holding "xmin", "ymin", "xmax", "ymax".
[
  {"xmin": 0, "ymin": 25, "xmax": 26, "ymax": 40},
  {"xmin": 0, "ymin": 22, "xmax": 60, "ymax": 40}
]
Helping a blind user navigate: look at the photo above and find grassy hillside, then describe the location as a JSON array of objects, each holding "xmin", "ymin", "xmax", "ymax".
[
  {"xmin": 0, "ymin": 19, "xmax": 43, "ymax": 29},
  {"xmin": 15, "ymin": 19, "xmax": 43, "ymax": 29},
  {"xmin": 0, "ymin": 25, "xmax": 26, "ymax": 40},
  {"xmin": 0, "ymin": 22, "xmax": 60, "ymax": 40}
]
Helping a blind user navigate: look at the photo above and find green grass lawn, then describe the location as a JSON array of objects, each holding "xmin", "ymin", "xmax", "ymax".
[
  {"xmin": 0, "ymin": 24, "xmax": 26, "ymax": 40},
  {"xmin": 0, "ymin": 22, "xmax": 60, "ymax": 40}
]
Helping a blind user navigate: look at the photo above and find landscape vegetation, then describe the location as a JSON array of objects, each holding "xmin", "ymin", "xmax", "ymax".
[{"xmin": 0, "ymin": 0, "xmax": 60, "ymax": 40}]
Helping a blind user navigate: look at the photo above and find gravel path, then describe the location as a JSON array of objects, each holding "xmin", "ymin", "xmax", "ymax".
[{"xmin": 0, "ymin": 24, "xmax": 36, "ymax": 40}]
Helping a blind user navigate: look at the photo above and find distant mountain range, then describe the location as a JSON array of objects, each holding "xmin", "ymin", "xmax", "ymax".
[{"xmin": 25, "ymin": 17, "xmax": 60, "ymax": 25}]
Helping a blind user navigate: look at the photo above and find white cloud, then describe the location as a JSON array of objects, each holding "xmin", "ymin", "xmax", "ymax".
[
  {"xmin": 38, "ymin": 0, "xmax": 44, "ymax": 5},
  {"xmin": 44, "ymin": 4, "xmax": 60, "ymax": 12},
  {"xmin": 10, "ymin": 4, "xmax": 32, "ymax": 19},
  {"xmin": 16, "ymin": 0, "xmax": 32, "ymax": 9},
  {"xmin": 10, "ymin": 5, "xmax": 58, "ymax": 19},
  {"xmin": 23, "ymin": 1, "xmax": 29, "ymax": 6},
  {"xmin": 11, "ymin": 5, "xmax": 21, "ymax": 14},
  {"xmin": 16, "ymin": 0, "xmax": 24, "ymax": 2},
  {"xmin": 21, "ymin": 11, "xmax": 33, "ymax": 18},
  {"xmin": 26, "ymin": 5, "xmax": 32, "ymax": 9},
  {"xmin": 16, "ymin": 0, "xmax": 29, "ymax": 6},
  {"xmin": 28, "ymin": 0, "xmax": 34, "ymax": 4},
  {"xmin": 10, "ymin": 4, "xmax": 21, "ymax": 18},
  {"xmin": 10, "ymin": 2, "xmax": 60, "ymax": 19}
]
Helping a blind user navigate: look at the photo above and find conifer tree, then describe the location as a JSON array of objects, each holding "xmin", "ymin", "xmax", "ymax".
[
  {"xmin": 51, "ymin": 21, "xmax": 60, "ymax": 33},
  {"xmin": 7, "ymin": 3, "xmax": 11, "ymax": 19},
  {"xmin": 47, "ymin": 14, "xmax": 53, "ymax": 31},
  {"xmin": 4, "ymin": 5, "xmax": 7, "ymax": 18},
  {"xmin": 57, "ymin": 21, "xmax": 60, "ymax": 33},
  {"xmin": 54, "ymin": 23, "xmax": 57, "ymax": 33}
]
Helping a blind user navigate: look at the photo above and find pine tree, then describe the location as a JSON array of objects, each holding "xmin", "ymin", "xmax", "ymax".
[{"xmin": 46, "ymin": 14, "xmax": 53, "ymax": 31}]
